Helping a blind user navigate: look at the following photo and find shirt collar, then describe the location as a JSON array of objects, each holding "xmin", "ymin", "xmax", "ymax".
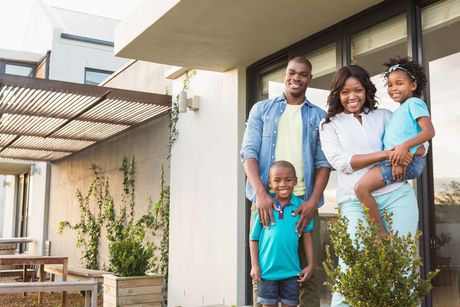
[
  {"xmin": 275, "ymin": 93, "xmax": 315, "ymax": 108},
  {"xmin": 269, "ymin": 192, "xmax": 298, "ymax": 207}
]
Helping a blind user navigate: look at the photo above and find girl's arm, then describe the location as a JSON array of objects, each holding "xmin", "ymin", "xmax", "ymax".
[
  {"xmin": 391, "ymin": 117, "xmax": 435, "ymax": 165},
  {"xmin": 298, "ymin": 232, "xmax": 314, "ymax": 283}
]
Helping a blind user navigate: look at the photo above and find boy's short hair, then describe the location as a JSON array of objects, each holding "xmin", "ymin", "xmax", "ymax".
[{"xmin": 269, "ymin": 160, "xmax": 297, "ymax": 177}]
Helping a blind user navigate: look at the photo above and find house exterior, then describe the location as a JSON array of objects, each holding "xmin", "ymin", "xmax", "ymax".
[
  {"xmin": 0, "ymin": 1, "xmax": 130, "ymax": 257},
  {"xmin": 112, "ymin": 0, "xmax": 460, "ymax": 306}
]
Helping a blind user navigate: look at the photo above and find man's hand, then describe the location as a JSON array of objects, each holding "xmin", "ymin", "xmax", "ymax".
[
  {"xmin": 297, "ymin": 266, "xmax": 313, "ymax": 283},
  {"xmin": 256, "ymin": 191, "xmax": 275, "ymax": 228},
  {"xmin": 250, "ymin": 265, "xmax": 261, "ymax": 282},
  {"xmin": 390, "ymin": 144, "xmax": 411, "ymax": 165},
  {"xmin": 292, "ymin": 199, "xmax": 316, "ymax": 236},
  {"xmin": 392, "ymin": 164, "xmax": 407, "ymax": 181}
]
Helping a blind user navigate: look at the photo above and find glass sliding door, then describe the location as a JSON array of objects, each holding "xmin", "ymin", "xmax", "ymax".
[{"xmin": 422, "ymin": 1, "xmax": 460, "ymax": 305}]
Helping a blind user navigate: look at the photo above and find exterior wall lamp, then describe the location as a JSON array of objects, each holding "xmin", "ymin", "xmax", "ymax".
[{"xmin": 178, "ymin": 91, "xmax": 200, "ymax": 113}]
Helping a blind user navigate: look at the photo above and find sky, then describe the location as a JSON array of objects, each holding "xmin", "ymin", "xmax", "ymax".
[{"xmin": 0, "ymin": 0, "xmax": 144, "ymax": 51}]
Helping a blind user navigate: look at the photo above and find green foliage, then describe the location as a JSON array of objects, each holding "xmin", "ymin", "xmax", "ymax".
[
  {"xmin": 323, "ymin": 209, "xmax": 438, "ymax": 307},
  {"xmin": 435, "ymin": 180, "xmax": 460, "ymax": 205},
  {"xmin": 57, "ymin": 164, "xmax": 105, "ymax": 269},
  {"xmin": 168, "ymin": 69, "xmax": 197, "ymax": 158},
  {"xmin": 108, "ymin": 222, "xmax": 155, "ymax": 277}
]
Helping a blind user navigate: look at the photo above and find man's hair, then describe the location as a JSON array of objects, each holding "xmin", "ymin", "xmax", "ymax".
[
  {"xmin": 288, "ymin": 56, "xmax": 312, "ymax": 73},
  {"xmin": 269, "ymin": 160, "xmax": 297, "ymax": 177}
]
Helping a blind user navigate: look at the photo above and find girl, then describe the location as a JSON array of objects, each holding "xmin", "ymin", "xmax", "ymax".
[
  {"xmin": 354, "ymin": 57, "xmax": 435, "ymax": 238},
  {"xmin": 319, "ymin": 64, "xmax": 420, "ymax": 306}
]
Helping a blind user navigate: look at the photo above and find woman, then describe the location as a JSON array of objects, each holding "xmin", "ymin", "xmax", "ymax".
[{"xmin": 319, "ymin": 65, "xmax": 419, "ymax": 307}]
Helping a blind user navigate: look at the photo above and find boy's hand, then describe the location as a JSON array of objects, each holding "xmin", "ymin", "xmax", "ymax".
[
  {"xmin": 390, "ymin": 144, "xmax": 411, "ymax": 165},
  {"xmin": 250, "ymin": 265, "xmax": 261, "ymax": 282},
  {"xmin": 256, "ymin": 191, "xmax": 275, "ymax": 228},
  {"xmin": 392, "ymin": 164, "xmax": 406, "ymax": 181},
  {"xmin": 292, "ymin": 199, "xmax": 315, "ymax": 237},
  {"xmin": 297, "ymin": 266, "xmax": 314, "ymax": 283}
]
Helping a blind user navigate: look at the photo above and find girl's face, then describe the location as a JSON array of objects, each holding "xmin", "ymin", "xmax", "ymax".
[
  {"xmin": 387, "ymin": 70, "xmax": 417, "ymax": 103},
  {"xmin": 339, "ymin": 76, "xmax": 366, "ymax": 116}
]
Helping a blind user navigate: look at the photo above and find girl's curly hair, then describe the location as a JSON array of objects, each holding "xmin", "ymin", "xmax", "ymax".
[
  {"xmin": 383, "ymin": 56, "xmax": 427, "ymax": 98},
  {"xmin": 323, "ymin": 65, "xmax": 378, "ymax": 127}
]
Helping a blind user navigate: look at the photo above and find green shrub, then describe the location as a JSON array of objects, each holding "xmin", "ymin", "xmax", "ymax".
[
  {"xmin": 323, "ymin": 210, "xmax": 438, "ymax": 307},
  {"xmin": 108, "ymin": 222, "xmax": 155, "ymax": 277}
]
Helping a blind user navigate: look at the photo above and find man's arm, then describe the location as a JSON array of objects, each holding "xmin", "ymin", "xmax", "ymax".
[
  {"xmin": 243, "ymin": 158, "xmax": 275, "ymax": 227},
  {"xmin": 293, "ymin": 167, "xmax": 330, "ymax": 235}
]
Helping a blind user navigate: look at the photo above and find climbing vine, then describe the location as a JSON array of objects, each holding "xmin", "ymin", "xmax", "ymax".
[
  {"xmin": 167, "ymin": 69, "xmax": 197, "ymax": 158},
  {"xmin": 57, "ymin": 164, "xmax": 105, "ymax": 269}
]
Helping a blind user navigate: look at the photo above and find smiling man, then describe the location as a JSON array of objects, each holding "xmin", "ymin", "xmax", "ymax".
[{"xmin": 240, "ymin": 56, "xmax": 331, "ymax": 307}]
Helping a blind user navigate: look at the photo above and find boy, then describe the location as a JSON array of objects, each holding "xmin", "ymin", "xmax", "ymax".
[{"xmin": 250, "ymin": 160, "xmax": 315, "ymax": 307}]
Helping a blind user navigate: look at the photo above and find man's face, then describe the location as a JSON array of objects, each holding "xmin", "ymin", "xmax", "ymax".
[{"xmin": 284, "ymin": 60, "xmax": 312, "ymax": 99}]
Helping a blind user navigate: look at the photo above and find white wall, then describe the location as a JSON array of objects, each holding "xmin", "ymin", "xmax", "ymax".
[
  {"xmin": 49, "ymin": 37, "xmax": 128, "ymax": 83},
  {"xmin": 27, "ymin": 162, "xmax": 50, "ymax": 255},
  {"xmin": 2, "ymin": 176, "xmax": 17, "ymax": 238},
  {"xmin": 168, "ymin": 67, "xmax": 247, "ymax": 306}
]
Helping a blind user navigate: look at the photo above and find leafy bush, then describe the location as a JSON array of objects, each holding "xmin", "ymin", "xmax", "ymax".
[
  {"xmin": 323, "ymin": 210, "xmax": 438, "ymax": 307},
  {"xmin": 108, "ymin": 222, "xmax": 155, "ymax": 277}
]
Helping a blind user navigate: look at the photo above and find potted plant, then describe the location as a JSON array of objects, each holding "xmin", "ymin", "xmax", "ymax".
[
  {"xmin": 323, "ymin": 210, "xmax": 438, "ymax": 307},
  {"xmin": 101, "ymin": 158, "xmax": 164, "ymax": 307}
]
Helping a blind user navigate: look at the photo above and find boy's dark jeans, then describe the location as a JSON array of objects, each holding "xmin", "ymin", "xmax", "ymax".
[{"xmin": 250, "ymin": 204, "xmax": 321, "ymax": 307}]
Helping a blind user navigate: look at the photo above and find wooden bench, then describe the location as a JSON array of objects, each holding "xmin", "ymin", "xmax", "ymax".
[
  {"xmin": 45, "ymin": 265, "xmax": 111, "ymax": 284},
  {"xmin": 0, "ymin": 268, "xmax": 36, "ymax": 278},
  {"xmin": 0, "ymin": 280, "xmax": 98, "ymax": 307}
]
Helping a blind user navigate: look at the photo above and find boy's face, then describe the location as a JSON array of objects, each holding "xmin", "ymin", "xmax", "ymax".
[{"xmin": 268, "ymin": 166, "xmax": 297, "ymax": 201}]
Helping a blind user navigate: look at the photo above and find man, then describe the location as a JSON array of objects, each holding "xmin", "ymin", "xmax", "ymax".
[{"xmin": 240, "ymin": 56, "xmax": 331, "ymax": 307}]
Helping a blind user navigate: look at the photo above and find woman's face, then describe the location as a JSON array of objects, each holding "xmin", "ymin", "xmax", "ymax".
[{"xmin": 339, "ymin": 76, "xmax": 366, "ymax": 115}]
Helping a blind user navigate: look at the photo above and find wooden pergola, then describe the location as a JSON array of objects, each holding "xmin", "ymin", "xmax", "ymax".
[{"xmin": 0, "ymin": 74, "xmax": 171, "ymax": 161}]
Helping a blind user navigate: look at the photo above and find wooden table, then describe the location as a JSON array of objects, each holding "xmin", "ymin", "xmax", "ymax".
[
  {"xmin": 0, "ymin": 255, "xmax": 68, "ymax": 306},
  {"xmin": 0, "ymin": 238, "xmax": 33, "ymax": 255}
]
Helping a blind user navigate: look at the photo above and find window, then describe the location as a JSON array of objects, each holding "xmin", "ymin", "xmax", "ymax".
[
  {"xmin": 84, "ymin": 68, "xmax": 113, "ymax": 85},
  {"xmin": 0, "ymin": 61, "xmax": 35, "ymax": 77},
  {"xmin": 422, "ymin": 1, "xmax": 460, "ymax": 304},
  {"xmin": 351, "ymin": 14, "xmax": 408, "ymax": 111}
]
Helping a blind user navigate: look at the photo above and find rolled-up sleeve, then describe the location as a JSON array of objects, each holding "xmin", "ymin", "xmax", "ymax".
[
  {"xmin": 240, "ymin": 103, "xmax": 263, "ymax": 163},
  {"xmin": 319, "ymin": 121, "xmax": 355, "ymax": 174},
  {"xmin": 314, "ymin": 132, "xmax": 332, "ymax": 170}
]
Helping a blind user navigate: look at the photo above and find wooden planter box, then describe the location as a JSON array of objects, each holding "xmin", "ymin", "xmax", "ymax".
[{"xmin": 103, "ymin": 274, "xmax": 163, "ymax": 307}]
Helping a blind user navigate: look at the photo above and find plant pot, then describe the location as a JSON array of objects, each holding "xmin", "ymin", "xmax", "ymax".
[{"xmin": 103, "ymin": 274, "xmax": 163, "ymax": 307}]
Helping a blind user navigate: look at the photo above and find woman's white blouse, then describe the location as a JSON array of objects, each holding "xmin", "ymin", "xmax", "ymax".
[{"xmin": 319, "ymin": 108, "xmax": 404, "ymax": 204}]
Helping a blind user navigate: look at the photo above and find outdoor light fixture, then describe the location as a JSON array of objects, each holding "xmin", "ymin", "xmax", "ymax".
[
  {"xmin": 31, "ymin": 165, "xmax": 41, "ymax": 176},
  {"xmin": 178, "ymin": 90, "xmax": 200, "ymax": 113}
]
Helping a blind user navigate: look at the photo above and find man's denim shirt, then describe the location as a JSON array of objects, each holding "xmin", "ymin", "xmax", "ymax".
[{"xmin": 240, "ymin": 94, "xmax": 332, "ymax": 206}]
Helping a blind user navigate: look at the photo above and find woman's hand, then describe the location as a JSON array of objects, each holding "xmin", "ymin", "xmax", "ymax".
[{"xmin": 250, "ymin": 265, "xmax": 261, "ymax": 282}]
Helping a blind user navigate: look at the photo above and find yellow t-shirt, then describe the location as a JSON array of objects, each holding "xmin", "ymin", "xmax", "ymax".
[{"xmin": 274, "ymin": 103, "xmax": 305, "ymax": 196}]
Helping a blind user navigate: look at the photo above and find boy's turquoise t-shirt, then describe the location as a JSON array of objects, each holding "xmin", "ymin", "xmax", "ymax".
[
  {"xmin": 250, "ymin": 194, "xmax": 314, "ymax": 281},
  {"xmin": 383, "ymin": 97, "xmax": 430, "ymax": 154}
]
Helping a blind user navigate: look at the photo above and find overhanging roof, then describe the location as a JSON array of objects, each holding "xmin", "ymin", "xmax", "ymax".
[
  {"xmin": 0, "ymin": 74, "xmax": 171, "ymax": 161},
  {"xmin": 115, "ymin": 0, "xmax": 382, "ymax": 72}
]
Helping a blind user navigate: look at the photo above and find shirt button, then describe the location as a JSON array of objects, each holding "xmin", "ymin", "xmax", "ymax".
[{"xmin": 274, "ymin": 131, "xmax": 276, "ymax": 134}]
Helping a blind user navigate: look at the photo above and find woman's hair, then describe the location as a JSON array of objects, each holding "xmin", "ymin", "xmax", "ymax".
[
  {"xmin": 383, "ymin": 56, "xmax": 427, "ymax": 98},
  {"xmin": 323, "ymin": 65, "xmax": 378, "ymax": 126}
]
